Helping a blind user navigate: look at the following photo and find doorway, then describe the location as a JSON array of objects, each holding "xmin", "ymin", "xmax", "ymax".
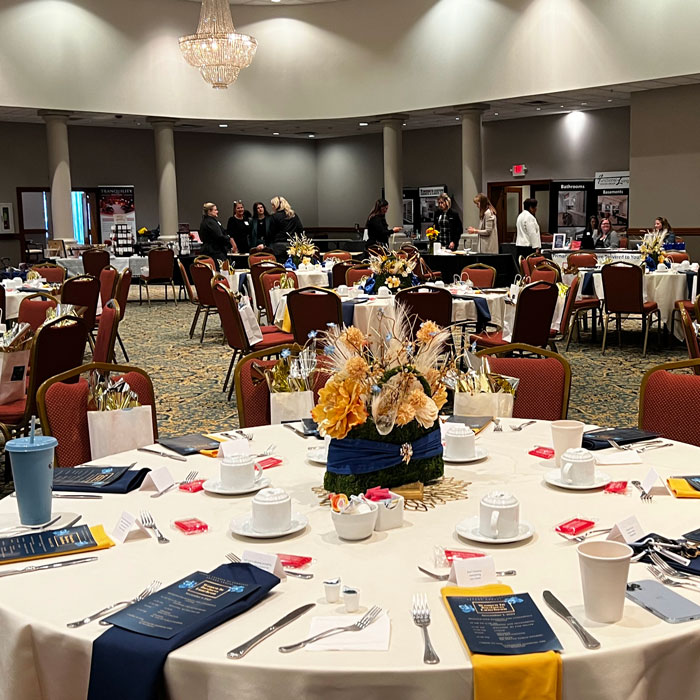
[{"xmin": 488, "ymin": 181, "xmax": 551, "ymax": 243}]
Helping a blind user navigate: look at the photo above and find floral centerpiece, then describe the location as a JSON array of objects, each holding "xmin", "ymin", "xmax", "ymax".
[
  {"xmin": 286, "ymin": 233, "xmax": 317, "ymax": 269},
  {"xmin": 361, "ymin": 251, "xmax": 418, "ymax": 294},
  {"xmin": 425, "ymin": 226, "xmax": 439, "ymax": 254},
  {"xmin": 312, "ymin": 305, "xmax": 448, "ymax": 495},
  {"xmin": 640, "ymin": 230, "xmax": 667, "ymax": 271}
]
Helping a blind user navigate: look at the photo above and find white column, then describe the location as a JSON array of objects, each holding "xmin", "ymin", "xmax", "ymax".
[
  {"xmin": 460, "ymin": 107, "xmax": 486, "ymax": 229},
  {"xmin": 39, "ymin": 110, "xmax": 74, "ymax": 244},
  {"xmin": 148, "ymin": 118, "xmax": 179, "ymax": 242},
  {"xmin": 381, "ymin": 118, "xmax": 404, "ymax": 229}
]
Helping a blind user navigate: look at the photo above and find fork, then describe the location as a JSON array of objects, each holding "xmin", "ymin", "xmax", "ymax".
[
  {"xmin": 608, "ymin": 439, "xmax": 663, "ymax": 452},
  {"xmin": 278, "ymin": 605, "xmax": 382, "ymax": 652},
  {"xmin": 226, "ymin": 552, "xmax": 313, "ymax": 579},
  {"xmin": 139, "ymin": 510, "xmax": 170, "ymax": 544},
  {"xmin": 631, "ymin": 480, "xmax": 653, "ymax": 503},
  {"xmin": 509, "ymin": 420, "xmax": 536, "ymax": 431},
  {"xmin": 236, "ymin": 430, "xmax": 254, "ymax": 441},
  {"xmin": 150, "ymin": 470, "xmax": 199, "ymax": 498},
  {"xmin": 67, "ymin": 580, "xmax": 161, "ymax": 628},
  {"xmin": 648, "ymin": 551, "xmax": 700, "ymax": 581},
  {"xmin": 255, "ymin": 444, "xmax": 276, "ymax": 458},
  {"xmin": 493, "ymin": 418, "xmax": 503, "ymax": 432},
  {"xmin": 412, "ymin": 593, "xmax": 439, "ymax": 664},
  {"xmin": 556, "ymin": 528, "xmax": 612, "ymax": 543},
  {"xmin": 647, "ymin": 565, "xmax": 700, "ymax": 593}
]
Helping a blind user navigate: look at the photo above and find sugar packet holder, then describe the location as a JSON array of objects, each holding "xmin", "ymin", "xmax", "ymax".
[{"xmin": 434, "ymin": 545, "xmax": 485, "ymax": 567}]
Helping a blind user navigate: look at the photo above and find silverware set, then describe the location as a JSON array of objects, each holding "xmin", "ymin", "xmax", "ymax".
[
  {"xmin": 509, "ymin": 420, "xmax": 536, "ymax": 431},
  {"xmin": 556, "ymin": 528, "xmax": 612, "ymax": 543},
  {"xmin": 0, "ymin": 555, "xmax": 97, "ymax": 578},
  {"xmin": 648, "ymin": 551, "xmax": 700, "ymax": 581},
  {"xmin": 647, "ymin": 565, "xmax": 700, "ymax": 593},
  {"xmin": 411, "ymin": 593, "xmax": 439, "ymax": 664},
  {"xmin": 139, "ymin": 510, "xmax": 169, "ymax": 544},
  {"xmin": 631, "ymin": 480, "xmax": 653, "ymax": 502},
  {"xmin": 492, "ymin": 418, "xmax": 502, "ymax": 432},
  {"xmin": 226, "ymin": 552, "xmax": 313, "ymax": 579},
  {"xmin": 417, "ymin": 565, "xmax": 516, "ymax": 580},
  {"xmin": 137, "ymin": 447, "xmax": 188, "ymax": 462},
  {"xmin": 255, "ymin": 444, "xmax": 276, "ymax": 458},
  {"xmin": 608, "ymin": 439, "xmax": 671, "ymax": 453},
  {"xmin": 150, "ymin": 470, "xmax": 199, "ymax": 498},
  {"xmin": 68, "ymin": 579, "xmax": 162, "ymax": 627}
]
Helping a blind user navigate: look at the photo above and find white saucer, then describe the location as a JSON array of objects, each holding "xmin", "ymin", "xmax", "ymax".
[
  {"xmin": 202, "ymin": 477, "xmax": 270, "ymax": 496},
  {"xmin": 306, "ymin": 447, "xmax": 328, "ymax": 465},
  {"xmin": 443, "ymin": 446, "xmax": 488, "ymax": 463},
  {"xmin": 229, "ymin": 513, "xmax": 308, "ymax": 539},
  {"xmin": 544, "ymin": 470, "xmax": 612, "ymax": 491},
  {"xmin": 455, "ymin": 516, "xmax": 535, "ymax": 544}
]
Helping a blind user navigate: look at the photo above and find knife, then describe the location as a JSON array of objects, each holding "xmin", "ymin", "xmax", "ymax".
[
  {"xmin": 227, "ymin": 603, "xmax": 316, "ymax": 659},
  {"xmin": 542, "ymin": 590, "xmax": 600, "ymax": 650},
  {"xmin": 0, "ymin": 556, "xmax": 98, "ymax": 578},
  {"xmin": 137, "ymin": 447, "xmax": 188, "ymax": 462}
]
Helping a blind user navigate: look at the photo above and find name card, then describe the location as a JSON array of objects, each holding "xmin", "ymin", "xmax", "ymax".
[
  {"xmin": 449, "ymin": 555, "xmax": 497, "ymax": 586},
  {"xmin": 242, "ymin": 549, "xmax": 286, "ymax": 579},
  {"xmin": 112, "ymin": 511, "xmax": 151, "ymax": 544},
  {"xmin": 139, "ymin": 466, "xmax": 174, "ymax": 494},
  {"xmin": 218, "ymin": 439, "xmax": 251, "ymax": 459},
  {"xmin": 607, "ymin": 515, "xmax": 644, "ymax": 544},
  {"xmin": 641, "ymin": 467, "xmax": 670, "ymax": 496}
]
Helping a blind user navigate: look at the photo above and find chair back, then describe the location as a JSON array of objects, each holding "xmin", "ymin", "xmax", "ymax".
[
  {"xmin": 81, "ymin": 248, "xmax": 110, "ymax": 278},
  {"xmin": 666, "ymin": 251, "xmax": 690, "ymax": 263},
  {"xmin": 177, "ymin": 259, "xmax": 197, "ymax": 303},
  {"xmin": 414, "ymin": 256, "xmax": 440, "ymax": 282},
  {"xmin": 511, "ymin": 281, "xmax": 559, "ymax": 347},
  {"xmin": 530, "ymin": 262, "xmax": 560, "ymax": 284},
  {"xmin": 249, "ymin": 252, "xmax": 277, "ymax": 265},
  {"xmin": 194, "ymin": 255, "xmax": 216, "ymax": 269},
  {"xmin": 61, "ymin": 274, "xmax": 100, "ymax": 329},
  {"xmin": 260, "ymin": 270, "xmax": 298, "ymax": 320},
  {"xmin": 395, "ymin": 285, "xmax": 453, "ymax": 338},
  {"xmin": 332, "ymin": 260, "xmax": 357, "ymax": 287},
  {"xmin": 18, "ymin": 293, "xmax": 59, "ymax": 331},
  {"xmin": 520, "ymin": 254, "xmax": 545, "ymax": 277},
  {"xmin": 639, "ymin": 359, "xmax": 700, "ymax": 446},
  {"xmin": 400, "ymin": 245, "xmax": 419, "ymax": 260},
  {"xmin": 680, "ymin": 307, "xmax": 700, "ymax": 368},
  {"xmin": 367, "ymin": 244, "xmax": 387, "ymax": 256},
  {"xmin": 346, "ymin": 265, "xmax": 372, "ymax": 287},
  {"xmin": 323, "ymin": 250, "xmax": 352, "ymax": 262},
  {"xmin": 99, "ymin": 266, "xmax": 119, "ymax": 307},
  {"xmin": 37, "ymin": 362, "xmax": 157, "ymax": 467},
  {"xmin": 286, "ymin": 288, "xmax": 343, "ymax": 344},
  {"xmin": 190, "ymin": 262, "xmax": 216, "ymax": 307},
  {"xmin": 211, "ymin": 280, "xmax": 251, "ymax": 352},
  {"xmin": 114, "ymin": 268, "xmax": 132, "ymax": 321},
  {"xmin": 461, "ymin": 263, "xmax": 496, "ymax": 287},
  {"xmin": 555, "ymin": 275, "xmax": 580, "ymax": 335},
  {"xmin": 31, "ymin": 263, "xmax": 66, "ymax": 285},
  {"xmin": 92, "ymin": 300, "xmax": 120, "ymax": 363},
  {"xmin": 601, "ymin": 262, "xmax": 644, "ymax": 314},
  {"xmin": 250, "ymin": 261, "xmax": 285, "ymax": 311},
  {"xmin": 567, "ymin": 252, "xmax": 597, "ymax": 268},
  {"xmin": 477, "ymin": 343, "xmax": 571, "ymax": 420},
  {"xmin": 146, "ymin": 248, "xmax": 175, "ymax": 280}
]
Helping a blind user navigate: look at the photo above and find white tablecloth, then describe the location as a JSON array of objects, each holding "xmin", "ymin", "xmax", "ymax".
[
  {"xmin": 552, "ymin": 251, "xmax": 643, "ymax": 268},
  {"xmin": 53, "ymin": 256, "xmax": 148, "ymax": 277},
  {"xmin": 1, "ymin": 424, "xmax": 700, "ymax": 700}
]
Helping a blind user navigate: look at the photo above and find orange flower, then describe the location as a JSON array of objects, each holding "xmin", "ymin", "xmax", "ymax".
[
  {"xmin": 416, "ymin": 320, "xmax": 440, "ymax": 344},
  {"xmin": 345, "ymin": 356, "xmax": 369, "ymax": 380},
  {"xmin": 312, "ymin": 377, "xmax": 368, "ymax": 440},
  {"xmin": 395, "ymin": 402, "xmax": 416, "ymax": 426},
  {"xmin": 340, "ymin": 326, "xmax": 367, "ymax": 350},
  {"xmin": 431, "ymin": 384, "xmax": 448, "ymax": 411}
]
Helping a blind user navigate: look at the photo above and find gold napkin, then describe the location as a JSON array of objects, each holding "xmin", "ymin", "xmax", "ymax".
[{"xmin": 667, "ymin": 478, "xmax": 700, "ymax": 499}]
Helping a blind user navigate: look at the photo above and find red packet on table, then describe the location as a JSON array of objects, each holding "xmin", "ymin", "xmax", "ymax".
[
  {"xmin": 179, "ymin": 480, "xmax": 205, "ymax": 492},
  {"xmin": 529, "ymin": 446, "xmax": 555, "ymax": 459},
  {"xmin": 604, "ymin": 481, "xmax": 628, "ymax": 494},
  {"xmin": 277, "ymin": 554, "xmax": 313, "ymax": 569},
  {"xmin": 555, "ymin": 518, "xmax": 595, "ymax": 536},
  {"xmin": 256, "ymin": 456, "xmax": 283, "ymax": 470},
  {"xmin": 443, "ymin": 549, "xmax": 486, "ymax": 562}
]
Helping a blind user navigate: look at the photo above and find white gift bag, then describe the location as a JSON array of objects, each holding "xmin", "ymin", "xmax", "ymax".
[
  {"xmin": 454, "ymin": 391, "xmax": 514, "ymax": 419},
  {"xmin": 269, "ymin": 390, "xmax": 314, "ymax": 425},
  {"xmin": 502, "ymin": 302, "xmax": 516, "ymax": 343},
  {"xmin": 238, "ymin": 296, "xmax": 264, "ymax": 346},
  {"xmin": 87, "ymin": 405, "xmax": 155, "ymax": 460},
  {"xmin": 0, "ymin": 349, "xmax": 30, "ymax": 405}
]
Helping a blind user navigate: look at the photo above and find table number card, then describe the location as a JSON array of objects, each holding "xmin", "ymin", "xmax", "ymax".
[
  {"xmin": 607, "ymin": 515, "xmax": 644, "ymax": 544},
  {"xmin": 449, "ymin": 555, "xmax": 497, "ymax": 586},
  {"xmin": 241, "ymin": 550, "xmax": 286, "ymax": 579},
  {"xmin": 111, "ymin": 511, "xmax": 152, "ymax": 544},
  {"xmin": 139, "ymin": 467, "xmax": 174, "ymax": 495}
]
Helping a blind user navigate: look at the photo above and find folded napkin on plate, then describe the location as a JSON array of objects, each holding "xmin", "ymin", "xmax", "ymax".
[
  {"xmin": 52, "ymin": 469, "xmax": 150, "ymax": 494},
  {"xmin": 594, "ymin": 452, "xmax": 643, "ymax": 465},
  {"xmin": 667, "ymin": 478, "xmax": 700, "ymax": 499},
  {"xmin": 582, "ymin": 428, "xmax": 659, "ymax": 451},
  {"xmin": 442, "ymin": 585, "xmax": 561, "ymax": 700},
  {"xmin": 304, "ymin": 613, "xmax": 391, "ymax": 651},
  {"xmin": 87, "ymin": 563, "xmax": 279, "ymax": 700}
]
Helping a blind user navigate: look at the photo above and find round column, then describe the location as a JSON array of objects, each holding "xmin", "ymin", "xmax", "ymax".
[
  {"xmin": 459, "ymin": 106, "xmax": 487, "ymax": 228},
  {"xmin": 148, "ymin": 118, "xmax": 179, "ymax": 242},
  {"xmin": 381, "ymin": 118, "xmax": 404, "ymax": 229}
]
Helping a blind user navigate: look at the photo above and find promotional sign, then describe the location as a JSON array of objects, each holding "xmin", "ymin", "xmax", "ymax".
[
  {"xmin": 419, "ymin": 185, "xmax": 447, "ymax": 235},
  {"xmin": 550, "ymin": 181, "xmax": 595, "ymax": 239},
  {"xmin": 98, "ymin": 186, "xmax": 135, "ymax": 241},
  {"xmin": 595, "ymin": 171, "xmax": 629, "ymax": 232}
]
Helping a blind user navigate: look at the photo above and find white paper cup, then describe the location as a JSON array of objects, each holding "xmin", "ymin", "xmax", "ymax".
[
  {"xmin": 551, "ymin": 420, "xmax": 584, "ymax": 468},
  {"xmin": 578, "ymin": 540, "xmax": 633, "ymax": 623}
]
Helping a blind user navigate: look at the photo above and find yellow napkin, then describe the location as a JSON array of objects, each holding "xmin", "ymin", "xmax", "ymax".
[
  {"xmin": 667, "ymin": 478, "xmax": 700, "ymax": 498},
  {"xmin": 441, "ymin": 585, "xmax": 562, "ymax": 700},
  {"xmin": 281, "ymin": 306, "xmax": 292, "ymax": 333},
  {"xmin": 200, "ymin": 433, "xmax": 227, "ymax": 458}
]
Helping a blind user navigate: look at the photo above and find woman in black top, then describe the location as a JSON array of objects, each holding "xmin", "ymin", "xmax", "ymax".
[
  {"xmin": 435, "ymin": 193, "xmax": 463, "ymax": 250},
  {"xmin": 250, "ymin": 201, "xmax": 271, "ymax": 249},
  {"xmin": 269, "ymin": 196, "xmax": 304, "ymax": 257},
  {"xmin": 198, "ymin": 202, "xmax": 231, "ymax": 260},
  {"xmin": 226, "ymin": 201, "xmax": 252, "ymax": 253},
  {"xmin": 365, "ymin": 198, "xmax": 401, "ymax": 248}
]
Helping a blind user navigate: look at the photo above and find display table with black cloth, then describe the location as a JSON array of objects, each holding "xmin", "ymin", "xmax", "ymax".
[
  {"xmin": 422, "ymin": 253, "xmax": 518, "ymax": 287},
  {"xmin": 2, "ymin": 424, "xmax": 700, "ymax": 700}
]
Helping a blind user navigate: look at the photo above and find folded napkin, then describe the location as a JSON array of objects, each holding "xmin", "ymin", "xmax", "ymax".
[
  {"xmin": 305, "ymin": 613, "xmax": 391, "ymax": 651},
  {"xmin": 87, "ymin": 563, "xmax": 279, "ymax": 700},
  {"xmin": 667, "ymin": 478, "xmax": 700, "ymax": 499},
  {"xmin": 341, "ymin": 298, "xmax": 369, "ymax": 326},
  {"xmin": 630, "ymin": 533, "xmax": 700, "ymax": 576},
  {"xmin": 53, "ymin": 468, "xmax": 150, "ymax": 494},
  {"xmin": 442, "ymin": 585, "xmax": 562, "ymax": 700},
  {"xmin": 582, "ymin": 428, "xmax": 659, "ymax": 451},
  {"xmin": 594, "ymin": 452, "xmax": 643, "ymax": 465}
]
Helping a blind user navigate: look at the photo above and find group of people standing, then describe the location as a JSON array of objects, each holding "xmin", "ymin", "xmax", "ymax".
[{"xmin": 198, "ymin": 196, "xmax": 304, "ymax": 260}]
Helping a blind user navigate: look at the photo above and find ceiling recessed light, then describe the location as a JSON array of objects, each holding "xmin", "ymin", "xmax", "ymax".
[
  {"xmin": 219, "ymin": 124, "xmax": 228, "ymax": 128},
  {"xmin": 308, "ymin": 134, "xmax": 315, "ymax": 138},
  {"xmin": 607, "ymin": 98, "xmax": 613, "ymax": 102},
  {"xmin": 494, "ymin": 112, "xmax": 499, "ymax": 116},
  {"xmin": 560, "ymin": 104, "xmax": 564, "ymax": 108},
  {"xmin": 359, "ymin": 122, "xmax": 368, "ymax": 127},
  {"xmin": 271, "ymin": 0, "xmax": 281, "ymax": 3},
  {"xmin": 273, "ymin": 132, "xmax": 280, "ymax": 136},
  {"xmin": 455, "ymin": 117, "xmax": 460, "ymax": 121},
  {"xmin": 536, "ymin": 107, "xmax": 541, "ymax": 111},
  {"xmin": 581, "ymin": 102, "xmax": 587, "ymax": 106}
]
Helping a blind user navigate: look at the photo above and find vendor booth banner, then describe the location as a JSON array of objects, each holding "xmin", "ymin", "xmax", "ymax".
[{"xmin": 98, "ymin": 186, "xmax": 136, "ymax": 240}]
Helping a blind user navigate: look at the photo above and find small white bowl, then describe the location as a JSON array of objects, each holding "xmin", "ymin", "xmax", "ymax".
[{"xmin": 331, "ymin": 502, "xmax": 378, "ymax": 540}]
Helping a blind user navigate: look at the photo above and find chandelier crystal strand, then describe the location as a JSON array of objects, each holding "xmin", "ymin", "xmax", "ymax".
[{"xmin": 179, "ymin": 0, "xmax": 257, "ymax": 89}]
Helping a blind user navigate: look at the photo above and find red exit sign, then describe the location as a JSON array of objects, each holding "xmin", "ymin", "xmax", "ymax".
[{"xmin": 511, "ymin": 164, "xmax": 527, "ymax": 177}]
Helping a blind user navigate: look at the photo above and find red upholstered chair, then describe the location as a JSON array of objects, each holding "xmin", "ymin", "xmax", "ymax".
[
  {"xmin": 680, "ymin": 307, "xmax": 700, "ymax": 372},
  {"xmin": 36, "ymin": 362, "xmax": 158, "ymax": 467},
  {"xmin": 520, "ymin": 254, "xmax": 545, "ymax": 277},
  {"xmin": 211, "ymin": 281, "xmax": 293, "ymax": 399},
  {"xmin": 31, "ymin": 263, "xmax": 66, "ymax": 285},
  {"xmin": 260, "ymin": 269, "xmax": 299, "ymax": 321},
  {"xmin": 81, "ymin": 248, "xmax": 110, "ymax": 278},
  {"xmin": 567, "ymin": 252, "xmax": 598, "ymax": 268},
  {"xmin": 98, "ymin": 266, "xmax": 119, "ymax": 308},
  {"xmin": 638, "ymin": 359, "xmax": 700, "ymax": 447},
  {"xmin": 286, "ymin": 288, "xmax": 343, "ymax": 345},
  {"xmin": 250, "ymin": 260, "xmax": 285, "ymax": 319},
  {"xmin": 323, "ymin": 250, "xmax": 352, "ymax": 262},
  {"xmin": 414, "ymin": 256, "xmax": 442, "ymax": 282},
  {"xmin": 61, "ymin": 274, "xmax": 100, "ymax": 340},
  {"xmin": 601, "ymin": 262, "xmax": 661, "ymax": 356},
  {"xmin": 92, "ymin": 300, "xmax": 120, "ymax": 363},
  {"xmin": 190, "ymin": 262, "xmax": 219, "ymax": 342},
  {"xmin": 346, "ymin": 265, "xmax": 373, "ymax": 287},
  {"xmin": 395, "ymin": 285, "xmax": 453, "ymax": 339},
  {"xmin": 139, "ymin": 247, "xmax": 176, "ymax": 306},
  {"xmin": 666, "ymin": 251, "xmax": 690, "ymax": 263},
  {"xmin": 113, "ymin": 268, "xmax": 132, "ymax": 362},
  {"xmin": 18, "ymin": 292, "xmax": 58, "ymax": 331},
  {"xmin": 332, "ymin": 260, "xmax": 357, "ymax": 287},
  {"xmin": 618, "ymin": 236, "xmax": 629, "ymax": 249},
  {"xmin": 672, "ymin": 297, "xmax": 696, "ymax": 340},
  {"xmin": 460, "ymin": 264, "xmax": 496, "ymax": 287},
  {"xmin": 400, "ymin": 245, "xmax": 419, "ymax": 260},
  {"xmin": 249, "ymin": 252, "xmax": 277, "ymax": 265},
  {"xmin": 477, "ymin": 343, "xmax": 571, "ymax": 420},
  {"xmin": 194, "ymin": 255, "xmax": 216, "ymax": 269},
  {"xmin": 470, "ymin": 281, "xmax": 559, "ymax": 349},
  {"xmin": 530, "ymin": 262, "xmax": 561, "ymax": 284}
]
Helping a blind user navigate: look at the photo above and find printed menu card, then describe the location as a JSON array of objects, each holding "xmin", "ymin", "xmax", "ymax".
[{"xmin": 0, "ymin": 525, "xmax": 114, "ymax": 564}]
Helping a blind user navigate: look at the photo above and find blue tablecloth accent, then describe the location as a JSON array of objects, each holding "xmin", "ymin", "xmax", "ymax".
[
  {"xmin": 87, "ymin": 563, "xmax": 279, "ymax": 700},
  {"xmin": 681, "ymin": 270, "xmax": 697, "ymax": 299},
  {"xmin": 237, "ymin": 272, "xmax": 248, "ymax": 295},
  {"xmin": 327, "ymin": 428, "xmax": 442, "ymax": 475},
  {"xmin": 340, "ymin": 299, "xmax": 369, "ymax": 326},
  {"xmin": 52, "ymin": 468, "xmax": 150, "ymax": 494},
  {"xmin": 0, "ymin": 270, "xmax": 27, "ymax": 281}
]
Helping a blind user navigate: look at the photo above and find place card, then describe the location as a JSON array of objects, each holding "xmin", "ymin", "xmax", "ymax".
[
  {"xmin": 607, "ymin": 515, "xmax": 644, "ymax": 543},
  {"xmin": 111, "ymin": 511, "xmax": 151, "ymax": 544},
  {"xmin": 241, "ymin": 550, "xmax": 286, "ymax": 579},
  {"xmin": 139, "ymin": 467, "xmax": 174, "ymax": 495},
  {"xmin": 449, "ymin": 555, "xmax": 497, "ymax": 586},
  {"xmin": 641, "ymin": 467, "xmax": 671, "ymax": 496},
  {"xmin": 218, "ymin": 439, "xmax": 251, "ymax": 459}
]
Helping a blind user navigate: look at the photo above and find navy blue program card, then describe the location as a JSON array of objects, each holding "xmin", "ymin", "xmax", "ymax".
[
  {"xmin": 104, "ymin": 571, "xmax": 260, "ymax": 639},
  {"xmin": 0, "ymin": 525, "xmax": 98, "ymax": 564},
  {"xmin": 446, "ymin": 593, "xmax": 563, "ymax": 655}
]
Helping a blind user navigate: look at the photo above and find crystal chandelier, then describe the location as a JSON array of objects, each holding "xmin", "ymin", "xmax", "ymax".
[{"xmin": 179, "ymin": 0, "xmax": 257, "ymax": 89}]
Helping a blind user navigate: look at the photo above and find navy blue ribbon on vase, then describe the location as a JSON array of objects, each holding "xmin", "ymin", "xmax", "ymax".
[
  {"xmin": 284, "ymin": 257, "xmax": 297, "ymax": 270},
  {"xmin": 362, "ymin": 276, "xmax": 376, "ymax": 294},
  {"xmin": 326, "ymin": 428, "xmax": 442, "ymax": 475}
]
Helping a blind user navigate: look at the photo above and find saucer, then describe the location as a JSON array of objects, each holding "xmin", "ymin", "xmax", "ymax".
[
  {"xmin": 306, "ymin": 447, "xmax": 328, "ymax": 465},
  {"xmin": 544, "ymin": 470, "xmax": 612, "ymax": 491},
  {"xmin": 443, "ymin": 446, "xmax": 488, "ymax": 463},
  {"xmin": 202, "ymin": 477, "xmax": 270, "ymax": 496},
  {"xmin": 456, "ymin": 516, "xmax": 535, "ymax": 544},
  {"xmin": 229, "ymin": 513, "xmax": 308, "ymax": 539}
]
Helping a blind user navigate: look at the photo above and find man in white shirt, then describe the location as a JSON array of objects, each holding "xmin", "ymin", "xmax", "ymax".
[{"xmin": 515, "ymin": 198, "xmax": 541, "ymax": 261}]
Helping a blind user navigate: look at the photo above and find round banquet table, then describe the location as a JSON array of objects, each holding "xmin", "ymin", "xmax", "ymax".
[{"xmin": 1, "ymin": 422, "xmax": 700, "ymax": 700}]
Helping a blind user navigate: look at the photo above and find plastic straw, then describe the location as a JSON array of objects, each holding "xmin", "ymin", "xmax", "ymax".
[{"xmin": 30, "ymin": 415, "xmax": 36, "ymax": 443}]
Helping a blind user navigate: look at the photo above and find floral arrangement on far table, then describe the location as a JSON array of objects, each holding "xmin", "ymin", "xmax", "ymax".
[
  {"xmin": 426, "ymin": 226, "xmax": 440, "ymax": 253},
  {"xmin": 640, "ymin": 231, "xmax": 668, "ymax": 270},
  {"xmin": 286, "ymin": 233, "xmax": 318, "ymax": 269},
  {"xmin": 362, "ymin": 251, "xmax": 418, "ymax": 293}
]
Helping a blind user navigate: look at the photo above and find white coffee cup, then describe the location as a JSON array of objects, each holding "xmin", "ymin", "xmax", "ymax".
[
  {"xmin": 444, "ymin": 423, "xmax": 476, "ymax": 460},
  {"xmin": 220, "ymin": 454, "xmax": 262, "ymax": 491},
  {"xmin": 378, "ymin": 286, "xmax": 391, "ymax": 298},
  {"xmin": 434, "ymin": 280, "xmax": 445, "ymax": 287},
  {"xmin": 252, "ymin": 487, "xmax": 292, "ymax": 533},
  {"xmin": 560, "ymin": 447, "xmax": 595, "ymax": 486},
  {"xmin": 551, "ymin": 419, "xmax": 584, "ymax": 467},
  {"xmin": 479, "ymin": 491, "xmax": 519, "ymax": 539},
  {"xmin": 578, "ymin": 540, "xmax": 633, "ymax": 623},
  {"xmin": 336, "ymin": 284, "xmax": 349, "ymax": 296}
]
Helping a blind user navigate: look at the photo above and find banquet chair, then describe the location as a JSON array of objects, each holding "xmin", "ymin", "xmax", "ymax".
[
  {"xmin": 567, "ymin": 252, "xmax": 598, "ymax": 268},
  {"xmin": 366, "ymin": 244, "xmax": 387, "ymax": 257},
  {"xmin": 414, "ymin": 256, "xmax": 442, "ymax": 282},
  {"xmin": 460, "ymin": 263, "xmax": 496, "ymax": 288},
  {"xmin": 679, "ymin": 307, "xmax": 700, "ymax": 372},
  {"xmin": 98, "ymin": 265, "xmax": 119, "ymax": 309},
  {"xmin": 194, "ymin": 255, "xmax": 216, "ymax": 269},
  {"xmin": 323, "ymin": 250, "xmax": 352, "ymax": 262},
  {"xmin": 46, "ymin": 239, "xmax": 67, "ymax": 258},
  {"xmin": 61, "ymin": 274, "xmax": 100, "ymax": 346},
  {"xmin": 250, "ymin": 260, "xmax": 285, "ymax": 320},
  {"xmin": 638, "ymin": 358, "xmax": 700, "ymax": 447},
  {"xmin": 395, "ymin": 285, "xmax": 453, "ymax": 340},
  {"xmin": 92, "ymin": 300, "xmax": 120, "ymax": 364},
  {"xmin": 469, "ymin": 281, "xmax": 559, "ymax": 349},
  {"xmin": 520, "ymin": 254, "xmax": 546, "ymax": 277},
  {"xmin": 211, "ymin": 281, "xmax": 293, "ymax": 400},
  {"xmin": 259, "ymin": 269, "xmax": 299, "ymax": 321},
  {"xmin": 286, "ymin": 287, "xmax": 343, "ymax": 345},
  {"xmin": 600, "ymin": 261, "xmax": 661, "ymax": 357},
  {"xmin": 400, "ymin": 245, "xmax": 420, "ymax": 260},
  {"xmin": 666, "ymin": 251, "xmax": 690, "ymax": 263},
  {"xmin": 618, "ymin": 236, "xmax": 629, "ymax": 249},
  {"xmin": 477, "ymin": 343, "xmax": 571, "ymax": 421},
  {"xmin": 18, "ymin": 292, "xmax": 58, "ymax": 331},
  {"xmin": 671, "ymin": 296, "xmax": 697, "ymax": 340},
  {"xmin": 30, "ymin": 262, "xmax": 66, "ymax": 285},
  {"xmin": 249, "ymin": 252, "xmax": 277, "ymax": 265},
  {"xmin": 190, "ymin": 262, "xmax": 219, "ymax": 342},
  {"xmin": 139, "ymin": 247, "xmax": 177, "ymax": 306},
  {"xmin": 81, "ymin": 248, "xmax": 110, "ymax": 278},
  {"xmin": 36, "ymin": 362, "xmax": 158, "ymax": 467},
  {"xmin": 332, "ymin": 260, "xmax": 357, "ymax": 287},
  {"xmin": 345, "ymin": 265, "xmax": 372, "ymax": 287},
  {"xmin": 530, "ymin": 262, "xmax": 561, "ymax": 284},
  {"xmin": 113, "ymin": 268, "xmax": 132, "ymax": 362}
]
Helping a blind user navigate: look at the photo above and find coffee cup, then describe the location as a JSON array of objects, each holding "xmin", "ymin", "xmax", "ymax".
[
  {"xmin": 444, "ymin": 423, "xmax": 476, "ymax": 461},
  {"xmin": 479, "ymin": 491, "xmax": 519, "ymax": 539},
  {"xmin": 378, "ymin": 286, "xmax": 391, "ymax": 298},
  {"xmin": 551, "ymin": 419, "xmax": 584, "ymax": 467},
  {"xmin": 251, "ymin": 487, "xmax": 292, "ymax": 533},
  {"xmin": 434, "ymin": 280, "xmax": 445, "ymax": 287},
  {"xmin": 220, "ymin": 454, "xmax": 262, "ymax": 491},
  {"xmin": 336, "ymin": 284, "xmax": 349, "ymax": 296},
  {"xmin": 560, "ymin": 447, "xmax": 595, "ymax": 486},
  {"xmin": 7, "ymin": 435, "xmax": 57, "ymax": 525}
]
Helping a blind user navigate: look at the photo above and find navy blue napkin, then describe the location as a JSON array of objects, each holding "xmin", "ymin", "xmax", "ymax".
[
  {"xmin": 341, "ymin": 298, "xmax": 368, "ymax": 326},
  {"xmin": 87, "ymin": 563, "xmax": 279, "ymax": 700},
  {"xmin": 451, "ymin": 294, "xmax": 492, "ymax": 332},
  {"xmin": 629, "ymin": 533, "xmax": 700, "ymax": 576},
  {"xmin": 581, "ymin": 428, "xmax": 659, "ymax": 451},
  {"xmin": 581, "ymin": 270, "xmax": 596, "ymax": 296},
  {"xmin": 52, "ymin": 468, "xmax": 151, "ymax": 494}
]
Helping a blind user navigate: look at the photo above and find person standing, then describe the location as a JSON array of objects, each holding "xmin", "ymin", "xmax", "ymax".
[
  {"xmin": 433, "ymin": 193, "xmax": 463, "ymax": 250},
  {"xmin": 250, "ymin": 201, "xmax": 271, "ymax": 248},
  {"xmin": 269, "ymin": 196, "xmax": 304, "ymax": 258},
  {"xmin": 226, "ymin": 201, "xmax": 252, "ymax": 253},
  {"xmin": 515, "ymin": 198, "xmax": 541, "ymax": 260},
  {"xmin": 198, "ymin": 202, "xmax": 231, "ymax": 260},
  {"xmin": 365, "ymin": 198, "xmax": 401, "ymax": 249},
  {"xmin": 468, "ymin": 193, "xmax": 498, "ymax": 254},
  {"xmin": 594, "ymin": 218, "xmax": 620, "ymax": 248}
]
